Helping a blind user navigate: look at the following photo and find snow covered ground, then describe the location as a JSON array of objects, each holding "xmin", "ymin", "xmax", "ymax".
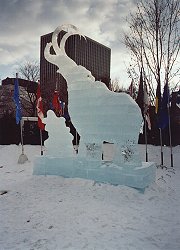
[{"xmin": 0, "ymin": 144, "xmax": 180, "ymax": 250}]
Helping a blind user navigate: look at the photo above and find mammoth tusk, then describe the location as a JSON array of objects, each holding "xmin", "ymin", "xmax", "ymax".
[
  {"xmin": 44, "ymin": 24, "xmax": 86, "ymax": 78},
  {"xmin": 52, "ymin": 26, "xmax": 62, "ymax": 56},
  {"xmin": 44, "ymin": 42, "xmax": 57, "ymax": 65},
  {"xmin": 52, "ymin": 24, "xmax": 86, "ymax": 56}
]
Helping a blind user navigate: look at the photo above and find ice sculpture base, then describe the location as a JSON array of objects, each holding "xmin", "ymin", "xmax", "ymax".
[{"xmin": 33, "ymin": 156, "xmax": 156, "ymax": 189}]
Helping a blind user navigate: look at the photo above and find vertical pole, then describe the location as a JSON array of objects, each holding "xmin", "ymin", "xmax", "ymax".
[
  {"xmin": 55, "ymin": 76, "xmax": 58, "ymax": 90},
  {"xmin": 16, "ymin": 72, "xmax": 24, "ymax": 155},
  {"xmin": 40, "ymin": 129, "xmax": 43, "ymax": 156},
  {"xmin": 159, "ymin": 128, "xmax": 163, "ymax": 166},
  {"xmin": 167, "ymin": 104, "xmax": 173, "ymax": 168},
  {"xmin": 144, "ymin": 115, "xmax": 148, "ymax": 162},
  {"xmin": 20, "ymin": 119, "xmax": 24, "ymax": 155},
  {"xmin": 73, "ymin": 129, "xmax": 78, "ymax": 155}
]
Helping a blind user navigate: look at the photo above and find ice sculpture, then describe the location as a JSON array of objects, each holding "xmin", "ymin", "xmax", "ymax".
[
  {"xmin": 33, "ymin": 24, "xmax": 156, "ymax": 190},
  {"xmin": 43, "ymin": 110, "xmax": 74, "ymax": 157}
]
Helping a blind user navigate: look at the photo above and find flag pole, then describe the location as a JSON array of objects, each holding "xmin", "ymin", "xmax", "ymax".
[
  {"xmin": 56, "ymin": 76, "xmax": 58, "ymax": 90},
  {"xmin": 20, "ymin": 119, "xmax": 24, "ymax": 154},
  {"xmin": 37, "ymin": 80, "xmax": 45, "ymax": 155},
  {"xmin": 16, "ymin": 74, "xmax": 24, "ymax": 155},
  {"xmin": 14, "ymin": 73, "xmax": 28, "ymax": 164},
  {"xmin": 144, "ymin": 114, "xmax": 148, "ymax": 162},
  {"xmin": 155, "ymin": 76, "xmax": 166, "ymax": 168},
  {"xmin": 143, "ymin": 79, "xmax": 150, "ymax": 163},
  {"xmin": 167, "ymin": 101, "xmax": 173, "ymax": 168},
  {"xmin": 166, "ymin": 82, "xmax": 173, "ymax": 168},
  {"xmin": 18, "ymin": 118, "xmax": 28, "ymax": 164},
  {"xmin": 40, "ymin": 129, "xmax": 43, "ymax": 156},
  {"xmin": 159, "ymin": 128, "xmax": 164, "ymax": 167},
  {"xmin": 75, "ymin": 129, "xmax": 78, "ymax": 154}
]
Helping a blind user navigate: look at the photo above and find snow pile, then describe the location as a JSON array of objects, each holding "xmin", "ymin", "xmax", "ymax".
[{"xmin": 0, "ymin": 144, "xmax": 180, "ymax": 250}]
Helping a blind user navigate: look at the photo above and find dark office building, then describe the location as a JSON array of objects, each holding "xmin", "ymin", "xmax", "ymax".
[{"xmin": 40, "ymin": 30, "xmax": 111, "ymax": 111}]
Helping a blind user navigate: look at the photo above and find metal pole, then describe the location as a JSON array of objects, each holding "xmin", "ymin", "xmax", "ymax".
[
  {"xmin": 144, "ymin": 114, "xmax": 148, "ymax": 162},
  {"xmin": 40, "ymin": 129, "xmax": 43, "ymax": 156},
  {"xmin": 18, "ymin": 118, "xmax": 28, "ymax": 164},
  {"xmin": 167, "ymin": 104, "xmax": 173, "ymax": 168},
  {"xmin": 20, "ymin": 119, "xmax": 24, "ymax": 155},
  {"xmin": 159, "ymin": 128, "xmax": 163, "ymax": 166},
  {"xmin": 16, "ymin": 72, "xmax": 24, "ymax": 155},
  {"xmin": 55, "ymin": 76, "xmax": 58, "ymax": 90}
]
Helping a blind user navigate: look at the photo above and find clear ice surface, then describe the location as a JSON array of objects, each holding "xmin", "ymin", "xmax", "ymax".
[{"xmin": 33, "ymin": 24, "xmax": 156, "ymax": 189}]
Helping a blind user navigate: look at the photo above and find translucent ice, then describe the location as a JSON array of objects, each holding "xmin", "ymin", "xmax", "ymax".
[
  {"xmin": 43, "ymin": 110, "xmax": 74, "ymax": 157},
  {"xmin": 33, "ymin": 24, "xmax": 156, "ymax": 189}
]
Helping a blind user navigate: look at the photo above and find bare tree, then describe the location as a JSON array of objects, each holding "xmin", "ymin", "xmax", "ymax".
[
  {"xmin": 124, "ymin": 0, "xmax": 180, "ymax": 102},
  {"xmin": 0, "ymin": 84, "xmax": 36, "ymax": 118},
  {"xmin": 110, "ymin": 78, "xmax": 127, "ymax": 93},
  {"xmin": 19, "ymin": 85, "xmax": 38, "ymax": 117},
  {"xmin": 18, "ymin": 60, "xmax": 40, "ymax": 82},
  {"xmin": 17, "ymin": 60, "xmax": 39, "ymax": 116}
]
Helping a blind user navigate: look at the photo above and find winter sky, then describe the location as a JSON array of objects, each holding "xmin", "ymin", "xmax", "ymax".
[{"xmin": 0, "ymin": 0, "xmax": 138, "ymax": 87}]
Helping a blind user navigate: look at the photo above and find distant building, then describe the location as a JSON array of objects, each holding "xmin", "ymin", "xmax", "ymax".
[
  {"xmin": 0, "ymin": 77, "xmax": 38, "ymax": 118},
  {"xmin": 0, "ymin": 77, "xmax": 42, "ymax": 145},
  {"xmin": 2, "ymin": 77, "xmax": 38, "ymax": 94},
  {"xmin": 40, "ymin": 30, "xmax": 111, "ymax": 111}
]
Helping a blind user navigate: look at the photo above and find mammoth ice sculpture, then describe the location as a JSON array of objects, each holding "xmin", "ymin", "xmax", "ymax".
[
  {"xmin": 33, "ymin": 24, "xmax": 156, "ymax": 190},
  {"xmin": 44, "ymin": 24, "xmax": 142, "ymax": 165}
]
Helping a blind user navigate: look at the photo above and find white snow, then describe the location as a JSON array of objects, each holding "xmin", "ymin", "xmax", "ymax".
[{"xmin": 0, "ymin": 144, "xmax": 180, "ymax": 250}]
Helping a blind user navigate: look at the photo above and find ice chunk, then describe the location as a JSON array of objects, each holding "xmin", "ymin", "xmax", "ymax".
[{"xmin": 43, "ymin": 110, "xmax": 74, "ymax": 157}]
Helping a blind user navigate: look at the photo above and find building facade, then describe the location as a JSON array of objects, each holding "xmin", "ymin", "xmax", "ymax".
[
  {"xmin": 1, "ymin": 77, "xmax": 38, "ymax": 118},
  {"xmin": 40, "ymin": 31, "xmax": 111, "ymax": 110},
  {"xmin": 0, "ymin": 78, "xmax": 40, "ymax": 145},
  {"xmin": 2, "ymin": 77, "xmax": 38, "ymax": 93}
]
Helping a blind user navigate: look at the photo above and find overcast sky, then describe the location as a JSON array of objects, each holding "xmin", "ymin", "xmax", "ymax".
[{"xmin": 0, "ymin": 0, "xmax": 138, "ymax": 87}]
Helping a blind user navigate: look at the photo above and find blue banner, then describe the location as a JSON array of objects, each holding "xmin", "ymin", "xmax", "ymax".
[
  {"xmin": 13, "ymin": 78, "xmax": 22, "ymax": 124},
  {"xmin": 158, "ymin": 83, "xmax": 170, "ymax": 129}
]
